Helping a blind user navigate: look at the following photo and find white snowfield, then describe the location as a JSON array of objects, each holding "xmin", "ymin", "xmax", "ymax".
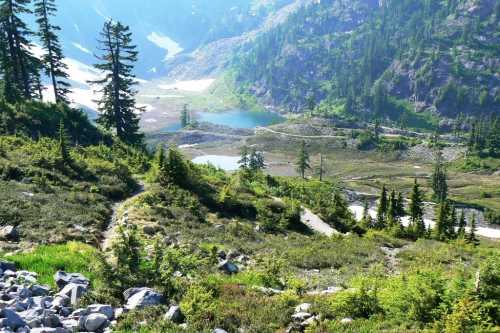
[
  {"xmin": 348, "ymin": 205, "xmax": 500, "ymax": 239},
  {"xmin": 158, "ymin": 79, "xmax": 215, "ymax": 92},
  {"xmin": 147, "ymin": 32, "xmax": 183, "ymax": 60},
  {"xmin": 301, "ymin": 208, "xmax": 341, "ymax": 237}
]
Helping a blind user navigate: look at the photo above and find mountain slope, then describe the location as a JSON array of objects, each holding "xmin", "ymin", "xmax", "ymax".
[{"xmin": 232, "ymin": 0, "xmax": 500, "ymax": 119}]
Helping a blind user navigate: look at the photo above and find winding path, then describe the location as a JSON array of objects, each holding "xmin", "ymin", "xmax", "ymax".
[
  {"xmin": 255, "ymin": 126, "xmax": 344, "ymax": 139},
  {"xmin": 101, "ymin": 182, "xmax": 145, "ymax": 251}
]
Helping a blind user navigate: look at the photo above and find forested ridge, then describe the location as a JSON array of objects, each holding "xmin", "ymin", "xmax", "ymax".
[{"xmin": 233, "ymin": 0, "xmax": 500, "ymax": 121}]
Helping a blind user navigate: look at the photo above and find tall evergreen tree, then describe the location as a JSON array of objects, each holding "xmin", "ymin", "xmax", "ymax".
[
  {"xmin": 395, "ymin": 192, "xmax": 406, "ymax": 217},
  {"xmin": 448, "ymin": 205, "xmax": 457, "ymax": 239},
  {"xmin": 57, "ymin": 118, "xmax": 70, "ymax": 163},
  {"xmin": 238, "ymin": 145, "xmax": 250, "ymax": 170},
  {"xmin": 296, "ymin": 140, "xmax": 311, "ymax": 179},
  {"xmin": 158, "ymin": 147, "xmax": 189, "ymax": 188},
  {"xmin": 434, "ymin": 200, "xmax": 450, "ymax": 240},
  {"xmin": 89, "ymin": 20, "xmax": 144, "ymax": 144},
  {"xmin": 466, "ymin": 214, "xmax": 479, "ymax": 245},
  {"xmin": 409, "ymin": 178, "xmax": 426, "ymax": 237},
  {"xmin": 360, "ymin": 199, "xmax": 373, "ymax": 229},
  {"xmin": 431, "ymin": 150, "xmax": 448, "ymax": 202},
  {"xmin": 249, "ymin": 148, "xmax": 265, "ymax": 172},
  {"xmin": 316, "ymin": 153, "xmax": 325, "ymax": 181},
  {"xmin": 375, "ymin": 185, "xmax": 388, "ymax": 229},
  {"xmin": 180, "ymin": 104, "xmax": 190, "ymax": 128},
  {"xmin": 387, "ymin": 189, "xmax": 399, "ymax": 227},
  {"xmin": 457, "ymin": 210, "xmax": 466, "ymax": 239},
  {"xmin": 0, "ymin": 0, "xmax": 40, "ymax": 101},
  {"xmin": 34, "ymin": 0, "xmax": 70, "ymax": 103}
]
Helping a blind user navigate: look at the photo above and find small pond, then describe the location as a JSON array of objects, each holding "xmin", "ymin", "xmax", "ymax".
[{"xmin": 163, "ymin": 109, "xmax": 284, "ymax": 132}]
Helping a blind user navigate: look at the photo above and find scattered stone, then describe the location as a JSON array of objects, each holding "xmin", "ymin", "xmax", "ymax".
[
  {"xmin": 218, "ymin": 260, "xmax": 239, "ymax": 274},
  {"xmin": 0, "ymin": 308, "xmax": 27, "ymax": 330},
  {"xmin": 213, "ymin": 329, "xmax": 228, "ymax": 333},
  {"xmin": 124, "ymin": 288, "xmax": 165, "ymax": 310},
  {"xmin": 87, "ymin": 304, "xmax": 114, "ymax": 320},
  {"xmin": 30, "ymin": 285, "xmax": 50, "ymax": 297},
  {"xmin": 80, "ymin": 313, "xmax": 109, "ymax": 332},
  {"xmin": 255, "ymin": 286, "xmax": 284, "ymax": 295},
  {"xmin": 301, "ymin": 315, "xmax": 318, "ymax": 327},
  {"xmin": 227, "ymin": 250, "xmax": 241, "ymax": 259},
  {"xmin": 57, "ymin": 283, "xmax": 87, "ymax": 306},
  {"xmin": 53, "ymin": 271, "xmax": 89, "ymax": 290},
  {"xmin": 294, "ymin": 303, "xmax": 311, "ymax": 313},
  {"xmin": 164, "ymin": 305, "xmax": 184, "ymax": 324},
  {"xmin": 0, "ymin": 226, "xmax": 19, "ymax": 241},
  {"xmin": 0, "ymin": 261, "xmax": 16, "ymax": 272},
  {"xmin": 340, "ymin": 317, "xmax": 353, "ymax": 325},
  {"xmin": 291, "ymin": 312, "xmax": 312, "ymax": 322},
  {"xmin": 217, "ymin": 250, "xmax": 227, "ymax": 260}
]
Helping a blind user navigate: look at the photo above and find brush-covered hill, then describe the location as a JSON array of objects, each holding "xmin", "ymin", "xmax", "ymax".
[{"xmin": 232, "ymin": 0, "xmax": 500, "ymax": 120}]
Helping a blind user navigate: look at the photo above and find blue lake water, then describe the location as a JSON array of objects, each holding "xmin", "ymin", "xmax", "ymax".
[{"xmin": 162, "ymin": 109, "xmax": 284, "ymax": 132}]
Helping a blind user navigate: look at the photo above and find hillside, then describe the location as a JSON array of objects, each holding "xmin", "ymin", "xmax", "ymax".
[{"xmin": 232, "ymin": 0, "xmax": 500, "ymax": 120}]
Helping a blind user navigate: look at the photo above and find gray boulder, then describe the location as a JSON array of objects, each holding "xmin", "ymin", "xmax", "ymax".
[
  {"xmin": 213, "ymin": 329, "xmax": 228, "ymax": 333},
  {"xmin": 0, "ymin": 261, "xmax": 16, "ymax": 272},
  {"xmin": 30, "ymin": 285, "xmax": 50, "ymax": 297},
  {"xmin": 53, "ymin": 272, "xmax": 89, "ymax": 290},
  {"xmin": 0, "ymin": 308, "xmax": 27, "ymax": 330},
  {"xmin": 164, "ymin": 305, "xmax": 183, "ymax": 324},
  {"xmin": 0, "ymin": 226, "xmax": 19, "ymax": 241},
  {"xmin": 87, "ymin": 304, "xmax": 114, "ymax": 320},
  {"xmin": 294, "ymin": 303, "xmax": 311, "ymax": 313},
  {"xmin": 79, "ymin": 313, "xmax": 109, "ymax": 332},
  {"xmin": 291, "ymin": 312, "xmax": 312, "ymax": 322},
  {"xmin": 122, "ymin": 288, "xmax": 143, "ymax": 301},
  {"xmin": 57, "ymin": 283, "xmax": 88, "ymax": 306},
  {"xmin": 124, "ymin": 288, "xmax": 165, "ymax": 310},
  {"xmin": 218, "ymin": 260, "xmax": 239, "ymax": 274}
]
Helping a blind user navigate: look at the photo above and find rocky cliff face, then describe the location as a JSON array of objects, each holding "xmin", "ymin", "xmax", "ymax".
[{"xmin": 231, "ymin": 0, "xmax": 500, "ymax": 118}]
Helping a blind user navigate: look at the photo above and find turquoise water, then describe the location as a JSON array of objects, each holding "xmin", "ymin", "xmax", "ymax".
[{"xmin": 162, "ymin": 109, "xmax": 284, "ymax": 132}]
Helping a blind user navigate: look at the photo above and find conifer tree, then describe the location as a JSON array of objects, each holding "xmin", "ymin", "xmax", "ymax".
[
  {"xmin": 387, "ymin": 189, "xmax": 399, "ymax": 227},
  {"xmin": 57, "ymin": 118, "xmax": 70, "ymax": 163},
  {"xmin": 89, "ymin": 20, "xmax": 144, "ymax": 145},
  {"xmin": 249, "ymin": 148, "xmax": 265, "ymax": 172},
  {"xmin": 238, "ymin": 145, "xmax": 250, "ymax": 169},
  {"xmin": 316, "ymin": 153, "xmax": 325, "ymax": 181},
  {"xmin": 434, "ymin": 200, "xmax": 450, "ymax": 240},
  {"xmin": 409, "ymin": 178, "xmax": 426, "ymax": 237},
  {"xmin": 0, "ymin": 0, "xmax": 40, "ymax": 101},
  {"xmin": 431, "ymin": 150, "xmax": 448, "ymax": 202},
  {"xmin": 34, "ymin": 0, "xmax": 71, "ymax": 103},
  {"xmin": 180, "ymin": 104, "xmax": 190, "ymax": 128},
  {"xmin": 360, "ymin": 199, "xmax": 373, "ymax": 229},
  {"xmin": 296, "ymin": 140, "xmax": 311, "ymax": 179},
  {"xmin": 395, "ymin": 192, "xmax": 406, "ymax": 217},
  {"xmin": 158, "ymin": 147, "xmax": 189, "ymax": 188},
  {"xmin": 375, "ymin": 185, "xmax": 388, "ymax": 229},
  {"xmin": 448, "ymin": 205, "xmax": 457, "ymax": 239},
  {"xmin": 466, "ymin": 214, "xmax": 479, "ymax": 245},
  {"xmin": 457, "ymin": 210, "xmax": 466, "ymax": 239}
]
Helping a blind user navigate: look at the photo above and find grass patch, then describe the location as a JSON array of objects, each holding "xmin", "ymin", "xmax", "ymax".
[{"xmin": 5, "ymin": 242, "xmax": 98, "ymax": 287}]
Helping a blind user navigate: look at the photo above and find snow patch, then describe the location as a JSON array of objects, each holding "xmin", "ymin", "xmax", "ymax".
[
  {"xmin": 147, "ymin": 32, "xmax": 183, "ymax": 60},
  {"xmin": 158, "ymin": 79, "xmax": 215, "ymax": 92},
  {"xmin": 348, "ymin": 205, "xmax": 500, "ymax": 239},
  {"xmin": 192, "ymin": 155, "xmax": 240, "ymax": 171}
]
